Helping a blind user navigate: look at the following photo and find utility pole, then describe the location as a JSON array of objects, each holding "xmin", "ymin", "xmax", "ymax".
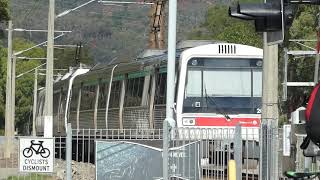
[
  {"xmin": 260, "ymin": 33, "xmax": 279, "ymax": 180},
  {"xmin": 11, "ymin": 54, "xmax": 16, "ymax": 135},
  {"xmin": 44, "ymin": 0, "xmax": 55, "ymax": 137},
  {"xmin": 32, "ymin": 68, "xmax": 38, "ymax": 136},
  {"xmin": 163, "ymin": 0, "xmax": 176, "ymax": 179},
  {"xmin": 4, "ymin": 20, "xmax": 13, "ymax": 158}
]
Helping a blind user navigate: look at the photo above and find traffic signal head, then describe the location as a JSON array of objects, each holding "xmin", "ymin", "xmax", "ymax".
[
  {"xmin": 229, "ymin": 0, "xmax": 294, "ymax": 33},
  {"xmin": 283, "ymin": 3, "xmax": 294, "ymax": 30}
]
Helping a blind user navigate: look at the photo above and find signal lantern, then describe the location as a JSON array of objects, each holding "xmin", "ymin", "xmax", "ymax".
[{"xmin": 229, "ymin": 0, "xmax": 295, "ymax": 33}]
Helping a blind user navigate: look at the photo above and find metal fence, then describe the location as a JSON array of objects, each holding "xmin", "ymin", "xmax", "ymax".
[{"xmin": 0, "ymin": 126, "xmax": 288, "ymax": 180}]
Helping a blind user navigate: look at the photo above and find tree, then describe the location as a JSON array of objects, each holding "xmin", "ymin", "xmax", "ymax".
[
  {"xmin": 0, "ymin": 38, "xmax": 45, "ymax": 134},
  {"xmin": 188, "ymin": 5, "xmax": 262, "ymax": 48},
  {"xmin": 0, "ymin": 0, "xmax": 9, "ymax": 134},
  {"xmin": 0, "ymin": 45, "xmax": 6, "ymax": 133},
  {"xmin": 281, "ymin": 5, "xmax": 319, "ymax": 120},
  {"xmin": 0, "ymin": 0, "xmax": 9, "ymax": 22}
]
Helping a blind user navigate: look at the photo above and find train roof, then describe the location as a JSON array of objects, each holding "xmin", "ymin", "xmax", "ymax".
[
  {"xmin": 89, "ymin": 40, "xmax": 223, "ymax": 72},
  {"xmin": 181, "ymin": 43, "xmax": 263, "ymax": 59},
  {"xmin": 54, "ymin": 41, "xmax": 262, "ymax": 88}
]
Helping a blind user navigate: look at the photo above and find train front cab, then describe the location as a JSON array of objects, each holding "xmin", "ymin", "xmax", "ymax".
[{"xmin": 175, "ymin": 43, "xmax": 263, "ymax": 170}]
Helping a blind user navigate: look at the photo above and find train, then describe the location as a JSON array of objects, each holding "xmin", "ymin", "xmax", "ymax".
[
  {"xmin": 35, "ymin": 40, "xmax": 263, "ymax": 166},
  {"xmin": 36, "ymin": 39, "xmax": 262, "ymax": 135}
]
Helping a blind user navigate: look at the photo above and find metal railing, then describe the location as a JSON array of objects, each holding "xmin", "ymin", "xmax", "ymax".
[{"xmin": 0, "ymin": 126, "xmax": 289, "ymax": 180}]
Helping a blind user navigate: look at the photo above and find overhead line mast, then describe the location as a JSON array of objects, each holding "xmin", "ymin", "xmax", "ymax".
[
  {"xmin": 100, "ymin": 0, "xmax": 166, "ymax": 49},
  {"xmin": 148, "ymin": 0, "xmax": 166, "ymax": 49}
]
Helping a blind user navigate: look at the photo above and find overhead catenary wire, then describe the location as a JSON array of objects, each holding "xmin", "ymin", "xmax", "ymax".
[
  {"xmin": 14, "ymin": 33, "xmax": 65, "ymax": 56},
  {"xmin": 56, "ymin": 0, "xmax": 97, "ymax": 18},
  {"xmin": 16, "ymin": 63, "xmax": 46, "ymax": 79},
  {"xmin": 98, "ymin": 0, "xmax": 154, "ymax": 5}
]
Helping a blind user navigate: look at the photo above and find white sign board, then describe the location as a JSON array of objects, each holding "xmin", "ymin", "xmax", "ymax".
[
  {"xmin": 19, "ymin": 138, "xmax": 54, "ymax": 173},
  {"xmin": 283, "ymin": 124, "xmax": 291, "ymax": 156}
]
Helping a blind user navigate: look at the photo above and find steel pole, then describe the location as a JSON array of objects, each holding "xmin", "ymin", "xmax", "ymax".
[
  {"xmin": 315, "ymin": 51, "xmax": 319, "ymax": 83},
  {"xmin": 282, "ymin": 48, "xmax": 288, "ymax": 101},
  {"xmin": 166, "ymin": 0, "xmax": 177, "ymax": 120},
  {"xmin": 260, "ymin": 33, "xmax": 279, "ymax": 180},
  {"xmin": 32, "ymin": 68, "xmax": 38, "ymax": 136},
  {"xmin": 4, "ymin": 20, "xmax": 13, "ymax": 158},
  {"xmin": 105, "ymin": 65, "xmax": 118, "ymax": 129},
  {"xmin": 11, "ymin": 54, "xmax": 16, "ymax": 135},
  {"xmin": 44, "ymin": 0, "xmax": 55, "ymax": 137},
  {"xmin": 163, "ymin": 0, "xmax": 177, "ymax": 178},
  {"xmin": 66, "ymin": 123, "xmax": 72, "ymax": 180}
]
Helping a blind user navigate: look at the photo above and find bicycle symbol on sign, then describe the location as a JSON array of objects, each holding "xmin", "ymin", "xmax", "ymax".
[{"xmin": 23, "ymin": 140, "xmax": 50, "ymax": 158}]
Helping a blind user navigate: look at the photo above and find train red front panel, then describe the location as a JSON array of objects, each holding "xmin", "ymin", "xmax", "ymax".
[{"xmin": 195, "ymin": 117, "xmax": 260, "ymax": 127}]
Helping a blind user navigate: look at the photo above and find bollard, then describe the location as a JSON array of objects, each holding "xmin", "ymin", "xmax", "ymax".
[{"xmin": 228, "ymin": 160, "xmax": 236, "ymax": 180}]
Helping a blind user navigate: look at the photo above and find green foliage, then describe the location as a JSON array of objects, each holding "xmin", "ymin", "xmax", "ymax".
[
  {"xmin": 279, "ymin": 114, "xmax": 289, "ymax": 127},
  {"xmin": 275, "ymin": 5, "xmax": 320, "ymax": 126},
  {"xmin": 13, "ymin": 39, "xmax": 45, "ymax": 134},
  {"xmin": 188, "ymin": 5, "xmax": 262, "ymax": 48},
  {"xmin": 0, "ymin": 0, "xmax": 9, "ymax": 22},
  {"xmin": 0, "ymin": 45, "xmax": 5, "ymax": 129},
  {"xmin": 0, "ymin": 37, "xmax": 93, "ymax": 134},
  {"xmin": 281, "ymin": 5, "xmax": 319, "ymax": 118},
  {"xmin": 0, "ymin": 38, "xmax": 45, "ymax": 134},
  {"xmin": 289, "ymin": 6, "xmax": 317, "ymax": 41},
  {"xmin": 12, "ymin": 0, "xmax": 150, "ymax": 63},
  {"xmin": 7, "ymin": 173, "xmax": 52, "ymax": 180}
]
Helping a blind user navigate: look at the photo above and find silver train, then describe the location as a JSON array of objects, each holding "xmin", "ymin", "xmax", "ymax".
[
  {"xmin": 35, "ymin": 40, "xmax": 263, "ymax": 139},
  {"xmin": 35, "ymin": 41, "xmax": 204, "ymax": 136},
  {"xmin": 35, "ymin": 40, "xmax": 263, "ymax": 168}
]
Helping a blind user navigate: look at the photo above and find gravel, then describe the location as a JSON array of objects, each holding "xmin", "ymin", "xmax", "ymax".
[{"xmin": 55, "ymin": 159, "xmax": 95, "ymax": 180}]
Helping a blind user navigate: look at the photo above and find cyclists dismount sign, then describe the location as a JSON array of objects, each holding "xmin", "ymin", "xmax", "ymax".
[
  {"xmin": 23, "ymin": 140, "xmax": 50, "ymax": 158},
  {"xmin": 19, "ymin": 138, "xmax": 54, "ymax": 173}
]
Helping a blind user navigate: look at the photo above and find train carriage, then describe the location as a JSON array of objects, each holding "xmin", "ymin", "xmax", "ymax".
[
  {"xmin": 36, "ymin": 40, "xmax": 262, "ymax": 137},
  {"xmin": 35, "ymin": 41, "xmax": 262, "ymax": 167},
  {"xmin": 177, "ymin": 42, "xmax": 262, "ymax": 140}
]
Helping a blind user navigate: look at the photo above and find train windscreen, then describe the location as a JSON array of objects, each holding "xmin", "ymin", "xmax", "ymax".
[{"xmin": 183, "ymin": 57, "xmax": 262, "ymax": 114}]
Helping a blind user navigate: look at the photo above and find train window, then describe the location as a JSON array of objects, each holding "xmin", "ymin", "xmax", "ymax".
[
  {"xmin": 155, "ymin": 73, "xmax": 167, "ymax": 104},
  {"xmin": 60, "ymin": 90, "xmax": 67, "ymax": 115},
  {"xmin": 40, "ymin": 97, "xmax": 45, "ymax": 116},
  {"xmin": 109, "ymin": 81, "xmax": 121, "ymax": 108},
  {"xmin": 124, "ymin": 77, "xmax": 144, "ymax": 107},
  {"xmin": 70, "ymin": 87, "xmax": 79, "ymax": 112},
  {"xmin": 53, "ymin": 92, "xmax": 60, "ymax": 114},
  {"xmin": 98, "ymin": 83, "xmax": 108, "ymax": 109},
  {"xmin": 80, "ymin": 85, "xmax": 97, "ymax": 110},
  {"xmin": 36, "ymin": 95, "xmax": 44, "ymax": 117},
  {"xmin": 252, "ymin": 69, "xmax": 262, "ymax": 97}
]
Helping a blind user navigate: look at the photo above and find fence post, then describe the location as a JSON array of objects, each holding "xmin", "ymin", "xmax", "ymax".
[
  {"xmin": 271, "ymin": 127, "xmax": 279, "ymax": 179},
  {"xmin": 234, "ymin": 124, "xmax": 242, "ymax": 180},
  {"xmin": 163, "ymin": 119, "xmax": 170, "ymax": 180},
  {"xmin": 66, "ymin": 123, "xmax": 72, "ymax": 180}
]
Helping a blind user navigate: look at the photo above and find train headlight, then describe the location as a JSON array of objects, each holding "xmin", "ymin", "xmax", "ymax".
[
  {"xmin": 191, "ymin": 59, "xmax": 198, "ymax": 66},
  {"xmin": 183, "ymin": 118, "xmax": 196, "ymax": 126},
  {"xmin": 256, "ymin": 60, "xmax": 262, "ymax": 67}
]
